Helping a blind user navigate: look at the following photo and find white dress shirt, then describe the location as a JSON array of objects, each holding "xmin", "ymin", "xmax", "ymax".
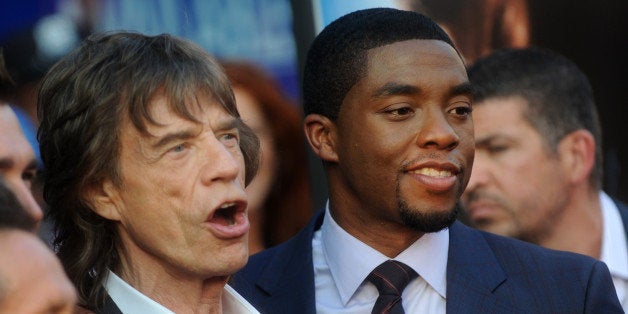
[
  {"xmin": 313, "ymin": 203, "xmax": 447, "ymax": 313},
  {"xmin": 600, "ymin": 192, "xmax": 628, "ymax": 311},
  {"xmin": 105, "ymin": 270, "xmax": 259, "ymax": 313}
]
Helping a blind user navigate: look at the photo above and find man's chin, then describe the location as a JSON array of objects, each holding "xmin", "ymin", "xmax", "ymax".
[
  {"xmin": 398, "ymin": 200, "xmax": 458, "ymax": 233},
  {"xmin": 481, "ymin": 224, "xmax": 524, "ymax": 241},
  {"xmin": 208, "ymin": 244, "xmax": 249, "ymax": 276}
]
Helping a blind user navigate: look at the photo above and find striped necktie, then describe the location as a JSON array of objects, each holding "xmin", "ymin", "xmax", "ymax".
[{"xmin": 367, "ymin": 260, "xmax": 418, "ymax": 314}]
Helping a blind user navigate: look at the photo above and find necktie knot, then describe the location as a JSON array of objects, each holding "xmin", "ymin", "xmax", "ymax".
[{"xmin": 367, "ymin": 260, "xmax": 418, "ymax": 314}]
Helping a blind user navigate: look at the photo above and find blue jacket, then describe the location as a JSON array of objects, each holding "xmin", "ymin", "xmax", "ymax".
[{"xmin": 233, "ymin": 210, "xmax": 623, "ymax": 313}]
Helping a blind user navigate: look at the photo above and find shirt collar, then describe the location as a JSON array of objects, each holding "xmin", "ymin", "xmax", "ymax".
[
  {"xmin": 104, "ymin": 270, "xmax": 259, "ymax": 313},
  {"xmin": 105, "ymin": 270, "xmax": 174, "ymax": 314},
  {"xmin": 321, "ymin": 204, "xmax": 448, "ymax": 306},
  {"xmin": 222, "ymin": 284, "xmax": 261, "ymax": 313},
  {"xmin": 600, "ymin": 192, "xmax": 628, "ymax": 279}
]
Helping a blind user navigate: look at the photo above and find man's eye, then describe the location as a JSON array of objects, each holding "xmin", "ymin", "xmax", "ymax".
[
  {"xmin": 449, "ymin": 106, "xmax": 472, "ymax": 117},
  {"xmin": 170, "ymin": 143, "xmax": 188, "ymax": 153},
  {"xmin": 382, "ymin": 105, "xmax": 415, "ymax": 120},
  {"xmin": 388, "ymin": 107, "xmax": 413, "ymax": 116},
  {"xmin": 488, "ymin": 145, "xmax": 508, "ymax": 153},
  {"xmin": 220, "ymin": 133, "xmax": 239, "ymax": 147},
  {"xmin": 22, "ymin": 170, "xmax": 36, "ymax": 182}
]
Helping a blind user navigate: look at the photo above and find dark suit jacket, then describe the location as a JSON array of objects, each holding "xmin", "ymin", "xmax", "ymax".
[
  {"xmin": 615, "ymin": 198, "xmax": 628, "ymax": 241},
  {"xmin": 232, "ymin": 210, "xmax": 623, "ymax": 313}
]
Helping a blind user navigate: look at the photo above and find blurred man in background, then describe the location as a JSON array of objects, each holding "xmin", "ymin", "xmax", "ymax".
[
  {"xmin": 0, "ymin": 50, "xmax": 43, "ymax": 231},
  {"xmin": 461, "ymin": 47, "xmax": 628, "ymax": 310},
  {"xmin": 0, "ymin": 179, "xmax": 77, "ymax": 313}
]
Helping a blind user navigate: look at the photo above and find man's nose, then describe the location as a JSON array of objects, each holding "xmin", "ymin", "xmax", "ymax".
[{"xmin": 14, "ymin": 181, "xmax": 44, "ymax": 227}]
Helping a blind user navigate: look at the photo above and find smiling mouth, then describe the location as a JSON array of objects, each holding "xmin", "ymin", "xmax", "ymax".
[
  {"xmin": 406, "ymin": 166, "xmax": 459, "ymax": 192},
  {"xmin": 409, "ymin": 167, "xmax": 453, "ymax": 178}
]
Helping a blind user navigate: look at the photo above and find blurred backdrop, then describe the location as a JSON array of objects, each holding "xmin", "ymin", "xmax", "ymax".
[{"xmin": 2, "ymin": 0, "xmax": 627, "ymax": 215}]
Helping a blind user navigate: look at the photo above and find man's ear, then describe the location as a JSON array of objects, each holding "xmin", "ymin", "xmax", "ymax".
[
  {"xmin": 84, "ymin": 180, "xmax": 122, "ymax": 221},
  {"xmin": 557, "ymin": 129, "xmax": 596, "ymax": 185},
  {"xmin": 303, "ymin": 114, "xmax": 339, "ymax": 163}
]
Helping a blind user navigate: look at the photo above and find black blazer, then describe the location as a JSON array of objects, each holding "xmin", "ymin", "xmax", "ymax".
[{"xmin": 615, "ymin": 198, "xmax": 628, "ymax": 240}]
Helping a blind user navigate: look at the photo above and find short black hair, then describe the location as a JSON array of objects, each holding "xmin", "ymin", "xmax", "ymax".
[
  {"xmin": 303, "ymin": 7, "xmax": 458, "ymax": 120},
  {"xmin": 468, "ymin": 47, "xmax": 602, "ymax": 189}
]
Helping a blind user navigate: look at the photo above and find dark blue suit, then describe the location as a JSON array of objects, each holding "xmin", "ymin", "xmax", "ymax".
[
  {"xmin": 233, "ymin": 210, "xmax": 623, "ymax": 313},
  {"xmin": 616, "ymin": 198, "xmax": 628, "ymax": 241}
]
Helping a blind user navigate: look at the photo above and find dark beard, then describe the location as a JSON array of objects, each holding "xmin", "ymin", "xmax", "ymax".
[{"xmin": 398, "ymin": 198, "xmax": 459, "ymax": 233}]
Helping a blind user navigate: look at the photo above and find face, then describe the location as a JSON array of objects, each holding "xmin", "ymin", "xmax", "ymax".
[
  {"xmin": 0, "ymin": 105, "xmax": 42, "ymax": 230},
  {"xmin": 332, "ymin": 39, "xmax": 474, "ymax": 232},
  {"xmin": 234, "ymin": 87, "xmax": 277, "ymax": 214},
  {"xmin": 461, "ymin": 96, "xmax": 570, "ymax": 242},
  {"xmin": 0, "ymin": 230, "xmax": 77, "ymax": 313},
  {"xmin": 96, "ymin": 92, "xmax": 249, "ymax": 281}
]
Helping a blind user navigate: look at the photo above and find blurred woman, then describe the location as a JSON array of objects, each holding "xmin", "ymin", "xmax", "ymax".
[{"xmin": 222, "ymin": 61, "xmax": 313, "ymax": 254}]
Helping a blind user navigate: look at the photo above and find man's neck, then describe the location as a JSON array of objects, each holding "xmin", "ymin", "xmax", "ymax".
[
  {"xmin": 328, "ymin": 201, "xmax": 423, "ymax": 258},
  {"xmin": 539, "ymin": 188, "xmax": 603, "ymax": 259},
  {"xmin": 116, "ymin": 257, "xmax": 228, "ymax": 314}
]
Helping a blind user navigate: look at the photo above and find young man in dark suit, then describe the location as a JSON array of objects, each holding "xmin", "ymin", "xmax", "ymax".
[
  {"xmin": 232, "ymin": 8, "xmax": 622, "ymax": 313},
  {"xmin": 0, "ymin": 52, "xmax": 43, "ymax": 231}
]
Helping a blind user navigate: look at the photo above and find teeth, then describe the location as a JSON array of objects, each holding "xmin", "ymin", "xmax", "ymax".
[
  {"xmin": 411, "ymin": 168, "xmax": 452, "ymax": 177},
  {"xmin": 217, "ymin": 202, "xmax": 237, "ymax": 225}
]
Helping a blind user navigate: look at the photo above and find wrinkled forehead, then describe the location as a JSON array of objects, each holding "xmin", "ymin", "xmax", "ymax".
[
  {"xmin": 0, "ymin": 106, "xmax": 33, "ymax": 158},
  {"xmin": 0, "ymin": 105, "xmax": 21, "ymax": 133},
  {"xmin": 128, "ymin": 85, "xmax": 238, "ymax": 136}
]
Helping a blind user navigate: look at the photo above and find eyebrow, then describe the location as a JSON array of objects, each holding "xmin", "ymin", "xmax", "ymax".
[
  {"xmin": 448, "ymin": 82, "xmax": 474, "ymax": 99},
  {"xmin": 475, "ymin": 136, "xmax": 494, "ymax": 147},
  {"xmin": 371, "ymin": 81, "xmax": 474, "ymax": 100},
  {"xmin": 371, "ymin": 83, "xmax": 422, "ymax": 98},
  {"xmin": 149, "ymin": 117, "xmax": 240, "ymax": 149},
  {"xmin": 475, "ymin": 134, "xmax": 510, "ymax": 147},
  {"xmin": 0, "ymin": 158, "xmax": 13, "ymax": 169},
  {"xmin": 0, "ymin": 158, "xmax": 37, "ymax": 171},
  {"xmin": 214, "ymin": 117, "xmax": 241, "ymax": 133},
  {"xmin": 150, "ymin": 128, "xmax": 200, "ymax": 150}
]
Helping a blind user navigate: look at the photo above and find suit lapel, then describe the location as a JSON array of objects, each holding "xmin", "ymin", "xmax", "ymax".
[
  {"xmin": 244, "ymin": 213, "xmax": 517, "ymax": 313},
  {"xmin": 254, "ymin": 210, "xmax": 324, "ymax": 314},
  {"xmin": 446, "ymin": 221, "xmax": 512, "ymax": 313}
]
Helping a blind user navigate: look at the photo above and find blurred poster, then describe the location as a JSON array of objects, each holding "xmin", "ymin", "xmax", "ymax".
[
  {"xmin": 312, "ymin": 0, "xmax": 398, "ymax": 33},
  {"xmin": 97, "ymin": 0, "xmax": 299, "ymax": 99}
]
